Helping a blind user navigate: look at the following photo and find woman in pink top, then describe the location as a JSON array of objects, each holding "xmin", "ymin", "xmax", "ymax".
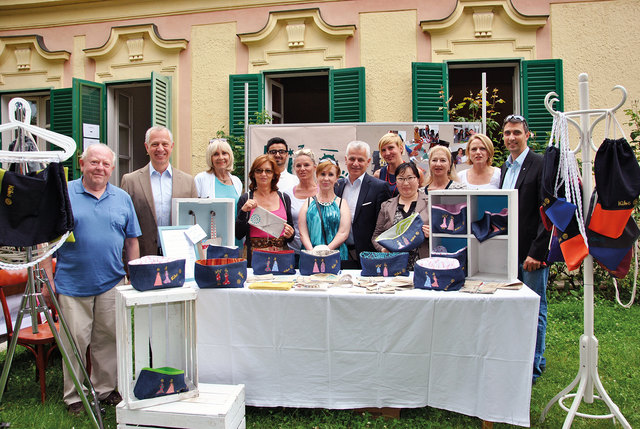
[{"xmin": 236, "ymin": 154, "xmax": 294, "ymax": 265}]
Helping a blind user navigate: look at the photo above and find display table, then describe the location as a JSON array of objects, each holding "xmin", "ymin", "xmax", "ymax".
[{"xmin": 195, "ymin": 273, "xmax": 539, "ymax": 427}]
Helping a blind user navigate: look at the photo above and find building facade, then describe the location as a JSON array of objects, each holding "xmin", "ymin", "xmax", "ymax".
[{"xmin": 0, "ymin": 0, "xmax": 637, "ymax": 180}]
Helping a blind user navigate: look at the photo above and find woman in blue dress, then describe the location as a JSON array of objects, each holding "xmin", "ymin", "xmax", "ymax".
[{"xmin": 298, "ymin": 159, "xmax": 350, "ymax": 260}]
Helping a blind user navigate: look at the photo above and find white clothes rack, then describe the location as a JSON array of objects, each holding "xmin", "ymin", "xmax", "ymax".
[{"xmin": 540, "ymin": 74, "xmax": 631, "ymax": 428}]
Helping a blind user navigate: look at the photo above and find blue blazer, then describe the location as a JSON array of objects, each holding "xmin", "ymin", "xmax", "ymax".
[{"xmin": 335, "ymin": 173, "xmax": 391, "ymax": 254}]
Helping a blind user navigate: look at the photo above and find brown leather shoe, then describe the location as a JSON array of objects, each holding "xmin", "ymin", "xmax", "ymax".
[
  {"xmin": 67, "ymin": 401, "xmax": 84, "ymax": 416},
  {"xmin": 101, "ymin": 391, "xmax": 122, "ymax": 406}
]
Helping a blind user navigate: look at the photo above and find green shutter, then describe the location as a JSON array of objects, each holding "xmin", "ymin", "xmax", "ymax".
[
  {"xmin": 522, "ymin": 59, "xmax": 563, "ymax": 144},
  {"xmin": 329, "ymin": 67, "xmax": 365, "ymax": 122},
  {"xmin": 412, "ymin": 62, "xmax": 448, "ymax": 122},
  {"xmin": 50, "ymin": 87, "xmax": 77, "ymax": 179},
  {"xmin": 229, "ymin": 74, "xmax": 263, "ymax": 136},
  {"xmin": 152, "ymin": 71, "xmax": 171, "ymax": 129}
]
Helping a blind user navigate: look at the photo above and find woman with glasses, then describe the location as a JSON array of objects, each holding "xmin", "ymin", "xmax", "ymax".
[
  {"xmin": 457, "ymin": 133, "xmax": 500, "ymax": 189},
  {"xmin": 424, "ymin": 145, "xmax": 466, "ymax": 193},
  {"xmin": 236, "ymin": 154, "xmax": 295, "ymax": 265},
  {"xmin": 298, "ymin": 159, "xmax": 350, "ymax": 259},
  {"xmin": 374, "ymin": 133, "xmax": 425, "ymax": 196},
  {"xmin": 283, "ymin": 149, "xmax": 318, "ymax": 254},
  {"xmin": 372, "ymin": 162, "xmax": 430, "ymax": 269}
]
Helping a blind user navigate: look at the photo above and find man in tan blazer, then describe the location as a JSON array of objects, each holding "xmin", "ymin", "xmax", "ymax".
[{"xmin": 121, "ymin": 126, "xmax": 198, "ymax": 256}]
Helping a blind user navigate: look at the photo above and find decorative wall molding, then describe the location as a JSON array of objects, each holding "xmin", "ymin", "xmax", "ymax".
[
  {"xmin": 420, "ymin": 0, "xmax": 547, "ymax": 60},
  {"xmin": 0, "ymin": 35, "xmax": 69, "ymax": 88},
  {"xmin": 84, "ymin": 24, "xmax": 187, "ymax": 80},
  {"xmin": 239, "ymin": 8, "xmax": 355, "ymax": 72}
]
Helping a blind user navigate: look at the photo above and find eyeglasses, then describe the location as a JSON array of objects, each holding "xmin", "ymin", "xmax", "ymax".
[
  {"xmin": 254, "ymin": 168, "xmax": 273, "ymax": 175},
  {"xmin": 504, "ymin": 114, "xmax": 527, "ymax": 123},
  {"xmin": 268, "ymin": 149, "xmax": 288, "ymax": 155},
  {"xmin": 396, "ymin": 176, "xmax": 418, "ymax": 183}
]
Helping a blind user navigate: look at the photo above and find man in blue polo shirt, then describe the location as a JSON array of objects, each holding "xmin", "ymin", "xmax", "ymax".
[{"xmin": 50, "ymin": 143, "xmax": 141, "ymax": 415}]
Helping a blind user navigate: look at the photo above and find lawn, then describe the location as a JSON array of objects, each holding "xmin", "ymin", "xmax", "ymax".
[{"xmin": 0, "ymin": 299, "xmax": 638, "ymax": 428}]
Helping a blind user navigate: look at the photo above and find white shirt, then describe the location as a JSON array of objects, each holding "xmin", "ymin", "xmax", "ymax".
[
  {"xmin": 458, "ymin": 167, "xmax": 501, "ymax": 190},
  {"xmin": 502, "ymin": 147, "xmax": 529, "ymax": 190},
  {"xmin": 149, "ymin": 163, "xmax": 173, "ymax": 227},
  {"xmin": 277, "ymin": 170, "xmax": 299, "ymax": 192},
  {"xmin": 342, "ymin": 173, "xmax": 365, "ymax": 245}
]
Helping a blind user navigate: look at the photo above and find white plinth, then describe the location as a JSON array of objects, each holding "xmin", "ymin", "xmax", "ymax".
[{"xmin": 116, "ymin": 383, "xmax": 245, "ymax": 429}]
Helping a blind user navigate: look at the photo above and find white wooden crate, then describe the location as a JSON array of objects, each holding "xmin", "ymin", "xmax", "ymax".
[
  {"xmin": 116, "ymin": 383, "xmax": 245, "ymax": 429},
  {"xmin": 116, "ymin": 285, "xmax": 199, "ymax": 409}
]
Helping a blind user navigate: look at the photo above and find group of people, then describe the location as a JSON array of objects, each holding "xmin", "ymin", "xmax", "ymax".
[{"xmin": 48, "ymin": 114, "xmax": 549, "ymax": 416}]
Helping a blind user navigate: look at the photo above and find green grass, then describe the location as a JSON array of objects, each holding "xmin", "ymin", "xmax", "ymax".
[{"xmin": 0, "ymin": 300, "xmax": 638, "ymax": 428}]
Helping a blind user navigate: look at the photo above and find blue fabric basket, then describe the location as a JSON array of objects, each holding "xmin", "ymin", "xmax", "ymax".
[
  {"xmin": 471, "ymin": 209, "xmax": 508, "ymax": 242},
  {"xmin": 252, "ymin": 249, "xmax": 296, "ymax": 275},
  {"xmin": 299, "ymin": 249, "xmax": 341, "ymax": 275},
  {"xmin": 133, "ymin": 367, "xmax": 188, "ymax": 400},
  {"xmin": 128, "ymin": 256, "xmax": 186, "ymax": 292},
  {"xmin": 375, "ymin": 212, "xmax": 425, "ymax": 252},
  {"xmin": 431, "ymin": 203, "xmax": 467, "ymax": 235},
  {"xmin": 414, "ymin": 257, "xmax": 465, "ymax": 291},
  {"xmin": 431, "ymin": 245, "xmax": 468, "ymax": 276},
  {"xmin": 206, "ymin": 244, "xmax": 241, "ymax": 259},
  {"xmin": 194, "ymin": 258, "xmax": 247, "ymax": 288},
  {"xmin": 359, "ymin": 252, "xmax": 409, "ymax": 277}
]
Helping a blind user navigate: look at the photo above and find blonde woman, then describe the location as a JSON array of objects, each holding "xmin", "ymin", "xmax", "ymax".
[
  {"xmin": 283, "ymin": 148, "xmax": 318, "ymax": 253},
  {"xmin": 194, "ymin": 138, "xmax": 242, "ymax": 199},
  {"xmin": 424, "ymin": 145, "xmax": 466, "ymax": 193},
  {"xmin": 457, "ymin": 133, "xmax": 500, "ymax": 189}
]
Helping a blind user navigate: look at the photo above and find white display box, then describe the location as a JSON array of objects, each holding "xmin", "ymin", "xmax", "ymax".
[
  {"xmin": 117, "ymin": 383, "xmax": 245, "ymax": 429},
  {"xmin": 116, "ymin": 285, "xmax": 198, "ymax": 410},
  {"xmin": 429, "ymin": 189, "xmax": 518, "ymax": 283}
]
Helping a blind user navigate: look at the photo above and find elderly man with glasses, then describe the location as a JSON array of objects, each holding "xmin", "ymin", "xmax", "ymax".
[
  {"xmin": 266, "ymin": 137, "xmax": 299, "ymax": 191},
  {"xmin": 500, "ymin": 114, "xmax": 551, "ymax": 384}
]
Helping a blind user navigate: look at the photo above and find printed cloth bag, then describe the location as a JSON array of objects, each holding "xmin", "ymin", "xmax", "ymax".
[
  {"xmin": 431, "ymin": 203, "xmax": 467, "ymax": 235},
  {"xmin": 194, "ymin": 258, "xmax": 247, "ymax": 288},
  {"xmin": 471, "ymin": 209, "xmax": 508, "ymax": 242},
  {"xmin": 0, "ymin": 162, "xmax": 74, "ymax": 246},
  {"xmin": 206, "ymin": 244, "xmax": 241, "ymax": 259},
  {"xmin": 128, "ymin": 256, "xmax": 186, "ymax": 292},
  {"xmin": 431, "ymin": 245, "xmax": 468, "ymax": 276},
  {"xmin": 133, "ymin": 367, "xmax": 188, "ymax": 400},
  {"xmin": 252, "ymin": 249, "xmax": 295, "ymax": 275},
  {"xmin": 299, "ymin": 248, "xmax": 341, "ymax": 275},
  {"xmin": 375, "ymin": 212, "xmax": 425, "ymax": 251},
  {"xmin": 359, "ymin": 252, "xmax": 409, "ymax": 277},
  {"xmin": 414, "ymin": 257, "xmax": 465, "ymax": 291}
]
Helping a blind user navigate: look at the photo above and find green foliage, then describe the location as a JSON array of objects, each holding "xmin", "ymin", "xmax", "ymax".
[
  {"xmin": 441, "ymin": 88, "xmax": 509, "ymax": 166},
  {"xmin": 216, "ymin": 109, "xmax": 273, "ymax": 180}
]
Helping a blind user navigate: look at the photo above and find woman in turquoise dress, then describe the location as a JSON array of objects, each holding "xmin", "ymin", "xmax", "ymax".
[{"xmin": 299, "ymin": 160, "xmax": 350, "ymax": 260}]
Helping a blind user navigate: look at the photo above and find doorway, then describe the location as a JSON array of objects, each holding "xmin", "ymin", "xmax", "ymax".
[{"xmin": 107, "ymin": 83, "xmax": 151, "ymax": 184}]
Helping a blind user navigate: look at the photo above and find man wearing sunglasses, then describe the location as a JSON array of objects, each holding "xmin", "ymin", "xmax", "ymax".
[
  {"xmin": 500, "ymin": 114, "xmax": 551, "ymax": 384},
  {"xmin": 266, "ymin": 137, "xmax": 299, "ymax": 191}
]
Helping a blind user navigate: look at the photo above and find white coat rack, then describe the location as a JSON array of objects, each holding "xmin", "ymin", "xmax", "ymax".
[{"xmin": 540, "ymin": 74, "xmax": 631, "ymax": 428}]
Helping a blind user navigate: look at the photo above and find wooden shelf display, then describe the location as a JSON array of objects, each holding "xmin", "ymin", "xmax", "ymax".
[
  {"xmin": 428, "ymin": 189, "xmax": 518, "ymax": 283},
  {"xmin": 116, "ymin": 285, "xmax": 199, "ymax": 410}
]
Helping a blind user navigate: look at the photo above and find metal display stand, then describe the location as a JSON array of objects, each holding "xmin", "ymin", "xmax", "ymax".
[
  {"xmin": 0, "ymin": 98, "xmax": 103, "ymax": 428},
  {"xmin": 540, "ymin": 74, "xmax": 631, "ymax": 428}
]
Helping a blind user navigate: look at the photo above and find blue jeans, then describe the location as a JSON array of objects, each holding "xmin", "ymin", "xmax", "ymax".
[{"xmin": 519, "ymin": 264, "xmax": 549, "ymax": 380}]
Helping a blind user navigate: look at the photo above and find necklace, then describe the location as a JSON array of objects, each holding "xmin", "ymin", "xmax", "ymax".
[
  {"xmin": 215, "ymin": 173, "xmax": 231, "ymax": 184},
  {"xmin": 384, "ymin": 166, "xmax": 398, "ymax": 196},
  {"xmin": 316, "ymin": 195, "xmax": 336, "ymax": 206}
]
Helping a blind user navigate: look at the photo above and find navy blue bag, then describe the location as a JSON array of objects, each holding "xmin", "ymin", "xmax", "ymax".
[
  {"xmin": 359, "ymin": 252, "xmax": 409, "ymax": 277},
  {"xmin": 133, "ymin": 367, "xmax": 188, "ymax": 400},
  {"xmin": 414, "ymin": 257, "xmax": 465, "ymax": 291},
  {"xmin": 194, "ymin": 258, "xmax": 247, "ymax": 288},
  {"xmin": 128, "ymin": 256, "xmax": 186, "ymax": 292},
  {"xmin": 431, "ymin": 203, "xmax": 467, "ymax": 235},
  {"xmin": 206, "ymin": 245, "xmax": 241, "ymax": 259},
  {"xmin": 431, "ymin": 245, "xmax": 468, "ymax": 276},
  {"xmin": 299, "ymin": 249, "xmax": 341, "ymax": 275},
  {"xmin": 375, "ymin": 212, "xmax": 425, "ymax": 252},
  {"xmin": 252, "ymin": 249, "xmax": 296, "ymax": 275},
  {"xmin": 471, "ymin": 209, "xmax": 508, "ymax": 242}
]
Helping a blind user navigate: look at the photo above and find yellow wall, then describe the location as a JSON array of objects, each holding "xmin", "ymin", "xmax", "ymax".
[
  {"xmin": 190, "ymin": 22, "xmax": 237, "ymax": 175},
  {"xmin": 360, "ymin": 10, "xmax": 417, "ymax": 122},
  {"xmin": 551, "ymin": 0, "xmax": 640, "ymax": 141}
]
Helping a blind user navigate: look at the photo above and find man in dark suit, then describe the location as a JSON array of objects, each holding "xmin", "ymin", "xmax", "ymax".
[
  {"xmin": 121, "ymin": 126, "xmax": 198, "ymax": 256},
  {"xmin": 335, "ymin": 140, "xmax": 391, "ymax": 268},
  {"xmin": 500, "ymin": 115, "xmax": 551, "ymax": 384}
]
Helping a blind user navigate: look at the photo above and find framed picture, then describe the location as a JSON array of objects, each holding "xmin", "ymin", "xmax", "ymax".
[{"xmin": 158, "ymin": 226, "xmax": 199, "ymax": 281}]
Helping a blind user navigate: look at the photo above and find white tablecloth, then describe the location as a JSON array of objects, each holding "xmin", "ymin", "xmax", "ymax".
[{"xmin": 196, "ymin": 275, "xmax": 539, "ymax": 427}]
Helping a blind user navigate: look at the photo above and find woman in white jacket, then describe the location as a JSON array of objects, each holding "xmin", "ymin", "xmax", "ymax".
[{"xmin": 195, "ymin": 138, "xmax": 243, "ymax": 199}]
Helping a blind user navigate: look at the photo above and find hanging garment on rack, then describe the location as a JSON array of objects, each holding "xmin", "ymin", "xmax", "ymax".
[
  {"xmin": 8, "ymin": 135, "xmax": 45, "ymax": 174},
  {"xmin": 590, "ymin": 137, "xmax": 640, "ymax": 239},
  {"xmin": 0, "ymin": 162, "xmax": 74, "ymax": 247}
]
